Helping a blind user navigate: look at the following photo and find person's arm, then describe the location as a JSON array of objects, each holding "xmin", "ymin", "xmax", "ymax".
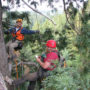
[
  {"xmin": 4, "ymin": 28, "xmax": 15, "ymax": 34},
  {"xmin": 21, "ymin": 28, "xmax": 39, "ymax": 34},
  {"xmin": 8, "ymin": 28, "xmax": 14, "ymax": 33},
  {"xmin": 36, "ymin": 57, "xmax": 50, "ymax": 69}
]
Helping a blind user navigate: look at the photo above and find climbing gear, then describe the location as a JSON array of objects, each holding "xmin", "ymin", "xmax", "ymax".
[
  {"xmin": 13, "ymin": 50, "xmax": 20, "ymax": 81},
  {"xmin": 14, "ymin": 42, "xmax": 23, "ymax": 51},
  {"xmin": 38, "ymin": 67, "xmax": 49, "ymax": 79},
  {"xmin": 46, "ymin": 40, "xmax": 56, "ymax": 48},
  {"xmin": 52, "ymin": 51, "xmax": 66, "ymax": 68},
  {"xmin": 16, "ymin": 19, "xmax": 22, "ymax": 23},
  {"xmin": 64, "ymin": 61, "xmax": 66, "ymax": 68},
  {"xmin": 11, "ymin": 27, "xmax": 24, "ymax": 41},
  {"xmin": 48, "ymin": 50, "xmax": 66, "ymax": 67},
  {"xmin": 14, "ymin": 59, "xmax": 19, "ymax": 79}
]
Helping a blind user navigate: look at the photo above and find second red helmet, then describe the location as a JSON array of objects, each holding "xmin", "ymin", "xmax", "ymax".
[{"xmin": 46, "ymin": 40, "xmax": 56, "ymax": 48}]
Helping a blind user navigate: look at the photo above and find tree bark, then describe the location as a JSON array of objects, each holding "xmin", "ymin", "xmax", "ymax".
[
  {"xmin": 0, "ymin": 0, "xmax": 13, "ymax": 90},
  {"xmin": 0, "ymin": 0, "xmax": 9, "ymax": 77},
  {"xmin": 62, "ymin": 0, "xmax": 79, "ymax": 35}
]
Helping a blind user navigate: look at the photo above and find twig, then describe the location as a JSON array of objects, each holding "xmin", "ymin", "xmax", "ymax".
[
  {"xmin": 63, "ymin": 0, "xmax": 79, "ymax": 35},
  {"xmin": 22, "ymin": 0, "xmax": 56, "ymax": 25}
]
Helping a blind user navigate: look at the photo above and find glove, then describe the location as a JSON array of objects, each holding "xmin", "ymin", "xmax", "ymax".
[
  {"xmin": 4, "ymin": 31, "xmax": 9, "ymax": 34},
  {"xmin": 35, "ymin": 30, "xmax": 40, "ymax": 34}
]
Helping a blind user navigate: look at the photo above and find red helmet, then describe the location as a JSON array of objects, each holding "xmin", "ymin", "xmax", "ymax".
[{"xmin": 46, "ymin": 40, "xmax": 56, "ymax": 48}]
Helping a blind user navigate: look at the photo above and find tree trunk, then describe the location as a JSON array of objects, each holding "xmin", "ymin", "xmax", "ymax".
[
  {"xmin": 0, "ymin": 0, "xmax": 13, "ymax": 90},
  {"xmin": 0, "ymin": 0, "xmax": 9, "ymax": 77}
]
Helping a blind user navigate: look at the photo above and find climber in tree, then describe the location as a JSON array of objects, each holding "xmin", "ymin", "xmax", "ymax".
[
  {"xmin": 5, "ymin": 40, "xmax": 60, "ymax": 90},
  {"xmin": 5, "ymin": 19, "xmax": 39, "ymax": 61}
]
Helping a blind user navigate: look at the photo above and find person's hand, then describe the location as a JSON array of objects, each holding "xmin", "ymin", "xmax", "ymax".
[
  {"xmin": 35, "ymin": 30, "xmax": 40, "ymax": 34},
  {"xmin": 36, "ymin": 56, "xmax": 41, "ymax": 63}
]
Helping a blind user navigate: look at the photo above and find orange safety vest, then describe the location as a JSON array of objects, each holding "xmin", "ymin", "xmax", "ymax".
[{"xmin": 11, "ymin": 27, "xmax": 24, "ymax": 41}]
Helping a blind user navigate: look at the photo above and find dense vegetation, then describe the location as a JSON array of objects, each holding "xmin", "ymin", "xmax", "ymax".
[{"xmin": 2, "ymin": 0, "xmax": 90, "ymax": 90}]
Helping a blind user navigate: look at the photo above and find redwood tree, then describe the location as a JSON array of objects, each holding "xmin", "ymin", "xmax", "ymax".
[{"xmin": 0, "ymin": 0, "xmax": 11, "ymax": 89}]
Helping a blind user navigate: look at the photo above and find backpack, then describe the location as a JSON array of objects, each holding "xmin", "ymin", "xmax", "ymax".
[
  {"xmin": 51, "ymin": 51, "xmax": 66, "ymax": 67},
  {"xmin": 57, "ymin": 52, "xmax": 66, "ymax": 67}
]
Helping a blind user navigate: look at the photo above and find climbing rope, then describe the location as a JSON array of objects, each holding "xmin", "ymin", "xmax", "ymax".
[
  {"xmin": 14, "ymin": 50, "xmax": 21, "ymax": 90},
  {"xmin": 14, "ymin": 59, "xmax": 19, "ymax": 79}
]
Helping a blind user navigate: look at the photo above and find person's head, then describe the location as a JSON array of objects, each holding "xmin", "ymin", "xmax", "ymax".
[
  {"xmin": 16, "ymin": 19, "xmax": 22, "ymax": 27},
  {"xmin": 46, "ymin": 40, "xmax": 56, "ymax": 52}
]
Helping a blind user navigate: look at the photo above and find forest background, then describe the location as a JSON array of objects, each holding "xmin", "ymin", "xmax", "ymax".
[{"xmin": 0, "ymin": 0, "xmax": 90, "ymax": 90}]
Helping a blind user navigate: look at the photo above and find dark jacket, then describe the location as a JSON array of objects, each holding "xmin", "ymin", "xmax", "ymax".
[{"xmin": 8, "ymin": 27, "xmax": 37, "ymax": 34}]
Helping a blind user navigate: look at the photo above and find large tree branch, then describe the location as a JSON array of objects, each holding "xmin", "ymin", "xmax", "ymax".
[
  {"xmin": 22, "ymin": 0, "xmax": 56, "ymax": 25},
  {"xmin": 63, "ymin": 0, "xmax": 79, "ymax": 35}
]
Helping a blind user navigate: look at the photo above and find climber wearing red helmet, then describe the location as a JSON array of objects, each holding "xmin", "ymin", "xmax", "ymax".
[
  {"xmin": 36, "ymin": 40, "xmax": 59, "ymax": 71},
  {"xmin": 7, "ymin": 40, "xmax": 59, "ymax": 90}
]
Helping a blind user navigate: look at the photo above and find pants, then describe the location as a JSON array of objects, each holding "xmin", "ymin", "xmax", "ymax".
[
  {"xmin": 13, "ymin": 68, "xmax": 49, "ymax": 90},
  {"xmin": 6, "ymin": 40, "xmax": 21, "ymax": 60}
]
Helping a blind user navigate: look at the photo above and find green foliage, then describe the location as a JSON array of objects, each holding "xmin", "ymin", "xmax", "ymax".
[
  {"xmin": 41, "ymin": 67, "xmax": 90, "ymax": 90},
  {"xmin": 40, "ymin": 1, "xmax": 90, "ymax": 90},
  {"xmin": 3, "ymin": 1, "xmax": 90, "ymax": 90}
]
